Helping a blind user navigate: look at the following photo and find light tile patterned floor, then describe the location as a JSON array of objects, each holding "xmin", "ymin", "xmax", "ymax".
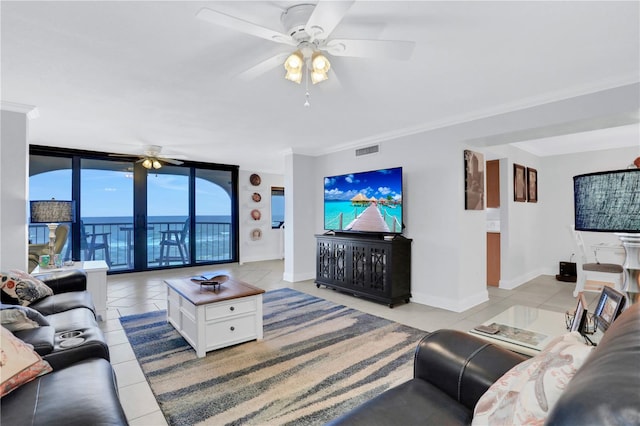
[{"xmin": 100, "ymin": 260, "xmax": 592, "ymax": 425}]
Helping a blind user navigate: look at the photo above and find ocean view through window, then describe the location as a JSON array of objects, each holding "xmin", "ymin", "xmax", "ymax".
[{"xmin": 29, "ymin": 146, "xmax": 239, "ymax": 273}]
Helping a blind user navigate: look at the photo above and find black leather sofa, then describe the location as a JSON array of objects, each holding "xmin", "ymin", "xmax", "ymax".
[
  {"xmin": 1, "ymin": 270, "xmax": 109, "ymax": 370},
  {"xmin": 1, "ymin": 270, "xmax": 128, "ymax": 425},
  {"xmin": 328, "ymin": 302, "xmax": 640, "ymax": 425}
]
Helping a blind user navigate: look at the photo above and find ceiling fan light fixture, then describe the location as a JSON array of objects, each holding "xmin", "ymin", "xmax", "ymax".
[
  {"xmin": 311, "ymin": 52, "xmax": 330, "ymax": 73},
  {"xmin": 284, "ymin": 50, "xmax": 303, "ymax": 71},
  {"xmin": 142, "ymin": 158, "xmax": 153, "ymax": 169},
  {"xmin": 152, "ymin": 159, "xmax": 162, "ymax": 169},
  {"xmin": 310, "ymin": 70, "xmax": 328, "ymax": 84},
  {"xmin": 285, "ymin": 70, "xmax": 303, "ymax": 84}
]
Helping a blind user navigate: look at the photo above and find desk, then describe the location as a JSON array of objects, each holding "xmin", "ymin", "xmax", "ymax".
[
  {"xmin": 119, "ymin": 226, "xmax": 153, "ymax": 268},
  {"xmin": 33, "ymin": 260, "xmax": 109, "ymax": 321}
]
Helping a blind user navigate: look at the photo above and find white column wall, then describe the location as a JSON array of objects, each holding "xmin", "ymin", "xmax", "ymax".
[
  {"xmin": 283, "ymin": 152, "xmax": 316, "ymax": 282},
  {"xmin": 0, "ymin": 110, "xmax": 30, "ymax": 271}
]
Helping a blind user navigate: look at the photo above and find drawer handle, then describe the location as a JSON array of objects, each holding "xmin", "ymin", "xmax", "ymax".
[
  {"xmin": 230, "ymin": 326, "xmax": 235, "ymax": 331},
  {"xmin": 229, "ymin": 306, "xmax": 235, "ymax": 311}
]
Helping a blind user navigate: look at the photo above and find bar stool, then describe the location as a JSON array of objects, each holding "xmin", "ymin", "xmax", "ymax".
[
  {"xmin": 158, "ymin": 219, "xmax": 189, "ymax": 266},
  {"xmin": 81, "ymin": 221, "xmax": 112, "ymax": 266}
]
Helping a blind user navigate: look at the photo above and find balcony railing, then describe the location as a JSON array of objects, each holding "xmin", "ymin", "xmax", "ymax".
[{"xmin": 28, "ymin": 220, "xmax": 232, "ymax": 271}]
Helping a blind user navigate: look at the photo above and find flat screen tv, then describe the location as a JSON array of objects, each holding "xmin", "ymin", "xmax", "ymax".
[
  {"xmin": 574, "ymin": 168, "xmax": 640, "ymax": 233},
  {"xmin": 324, "ymin": 167, "xmax": 403, "ymax": 234}
]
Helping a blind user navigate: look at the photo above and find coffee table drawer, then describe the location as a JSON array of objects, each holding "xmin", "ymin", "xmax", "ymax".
[
  {"xmin": 206, "ymin": 314, "xmax": 258, "ymax": 347},
  {"xmin": 205, "ymin": 297, "xmax": 257, "ymax": 321}
]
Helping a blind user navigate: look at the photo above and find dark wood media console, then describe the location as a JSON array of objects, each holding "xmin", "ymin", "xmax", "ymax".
[{"xmin": 315, "ymin": 233, "xmax": 412, "ymax": 308}]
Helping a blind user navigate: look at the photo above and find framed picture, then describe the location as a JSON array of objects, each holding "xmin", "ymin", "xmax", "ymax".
[
  {"xmin": 527, "ymin": 167, "xmax": 538, "ymax": 203},
  {"xmin": 464, "ymin": 150, "xmax": 485, "ymax": 210},
  {"xmin": 594, "ymin": 286, "xmax": 626, "ymax": 332},
  {"xmin": 513, "ymin": 164, "xmax": 526, "ymax": 202},
  {"xmin": 570, "ymin": 292, "xmax": 588, "ymax": 334}
]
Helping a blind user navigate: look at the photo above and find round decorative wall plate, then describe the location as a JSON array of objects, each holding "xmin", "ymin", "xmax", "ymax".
[
  {"xmin": 251, "ymin": 209, "xmax": 261, "ymax": 220},
  {"xmin": 252, "ymin": 192, "xmax": 262, "ymax": 203},
  {"xmin": 250, "ymin": 173, "xmax": 261, "ymax": 186},
  {"xmin": 250, "ymin": 228, "xmax": 262, "ymax": 241}
]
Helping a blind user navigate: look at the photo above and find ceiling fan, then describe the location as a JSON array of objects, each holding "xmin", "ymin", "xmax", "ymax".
[
  {"xmin": 196, "ymin": 1, "xmax": 415, "ymax": 84},
  {"xmin": 109, "ymin": 145, "xmax": 184, "ymax": 169}
]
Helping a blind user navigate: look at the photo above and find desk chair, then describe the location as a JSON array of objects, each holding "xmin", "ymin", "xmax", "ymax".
[
  {"xmin": 81, "ymin": 221, "xmax": 112, "ymax": 267},
  {"xmin": 28, "ymin": 225, "xmax": 69, "ymax": 272},
  {"xmin": 158, "ymin": 219, "xmax": 189, "ymax": 266},
  {"xmin": 570, "ymin": 226, "xmax": 623, "ymax": 297}
]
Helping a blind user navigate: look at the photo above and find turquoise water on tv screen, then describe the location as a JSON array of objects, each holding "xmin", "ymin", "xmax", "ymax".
[{"xmin": 324, "ymin": 201, "xmax": 402, "ymax": 232}]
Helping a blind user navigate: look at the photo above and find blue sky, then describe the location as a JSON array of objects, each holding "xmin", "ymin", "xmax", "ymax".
[
  {"xmin": 30, "ymin": 169, "xmax": 231, "ymax": 217},
  {"xmin": 324, "ymin": 167, "xmax": 403, "ymax": 202}
]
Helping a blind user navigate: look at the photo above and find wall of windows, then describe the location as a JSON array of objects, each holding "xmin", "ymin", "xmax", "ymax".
[{"xmin": 29, "ymin": 146, "xmax": 239, "ymax": 273}]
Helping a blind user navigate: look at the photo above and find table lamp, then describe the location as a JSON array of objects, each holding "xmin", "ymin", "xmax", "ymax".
[
  {"xmin": 30, "ymin": 199, "xmax": 75, "ymax": 267},
  {"xmin": 574, "ymin": 162, "xmax": 640, "ymax": 305}
]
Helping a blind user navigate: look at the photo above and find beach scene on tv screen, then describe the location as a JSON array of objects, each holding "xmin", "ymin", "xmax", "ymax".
[{"xmin": 324, "ymin": 168, "xmax": 402, "ymax": 233}]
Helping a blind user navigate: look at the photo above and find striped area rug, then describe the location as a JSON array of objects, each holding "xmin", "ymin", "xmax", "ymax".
[{"xmin": 119, "ymin": 288, "xmax": 428, "ymax": 426}]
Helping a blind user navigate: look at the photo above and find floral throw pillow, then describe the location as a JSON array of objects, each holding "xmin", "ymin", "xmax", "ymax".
[
  {"xmin": 472, "ymin": 332, "xmax": 594, "ymax": 426},
  {"xmin": 0, "ymin": 270, "xmax": 53, "ymax": 306},
  {"xmin": 0, "ymin": 325, "xmax": 52, "ymax": 397}
]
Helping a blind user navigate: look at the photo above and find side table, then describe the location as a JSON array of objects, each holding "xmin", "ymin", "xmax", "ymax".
[{"xmin": 33, "ymin": 260, "xmax": 109, "ymax": 321}]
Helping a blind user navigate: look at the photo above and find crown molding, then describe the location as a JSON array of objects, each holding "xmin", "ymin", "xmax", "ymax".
[
  {"xmin": 310, "ymin": 77, "xmax": 640, "ymax": 157},
  {"xmin": 0, "ymin": 101, "xmax": 39, "ymax": 119}
]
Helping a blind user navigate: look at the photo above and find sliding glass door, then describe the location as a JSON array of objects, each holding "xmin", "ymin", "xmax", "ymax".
[
  {"xmin": 147, "ymin": 166, "xmax": 190, "ymax": 269},
  {"xmin": 80, "ymin": 158, "xmax": 134, "ymax": 270},
  {"xmin": 195, "ymin": 169, "xmax": 234, "ymax": 263},
  {"xmin": 29, "ymin": 146, "xmax": 239, "ymax": 274}
]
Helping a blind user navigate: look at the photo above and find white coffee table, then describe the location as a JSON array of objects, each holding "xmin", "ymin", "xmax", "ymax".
[
  {"xmin": 33, "ymin": 260, "xmax": 109, "ymax": 321},
  {"xmin": 165, "ymin": 276, "xmax": 265, "ymax": 357},
  {"xmin": 469, "ymin": 305, "xmax": 601, "ymax": 356}
]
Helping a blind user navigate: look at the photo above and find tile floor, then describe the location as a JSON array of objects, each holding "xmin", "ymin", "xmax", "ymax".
[{"xmin": 100, "ymin": 259, "xmax": 597, "ymax": 425}]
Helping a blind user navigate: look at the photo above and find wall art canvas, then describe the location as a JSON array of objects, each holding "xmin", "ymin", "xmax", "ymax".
[
  {"xmin": 514, "ymin": 164, "xmax": 527, "ymax": 202},
  {"xmin": 464, "ymin": 150, "xmax": 485, "ymax": 210},
  {"xmin": 527, "ymin": 167, "xmax": 538, "ymax": 203}
]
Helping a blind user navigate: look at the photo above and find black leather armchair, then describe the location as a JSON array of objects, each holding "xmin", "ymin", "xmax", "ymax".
[
  {"xmin": 329, "ymin": 303, "xmax": 640, "ymax": 426},
  {"xmin": 328, "ymin": 330, "xmax": 527, "ymax": 425}
]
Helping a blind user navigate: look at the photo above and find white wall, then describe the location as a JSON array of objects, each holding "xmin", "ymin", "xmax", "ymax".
[
  {"xmin": 0, "ymin": 109, "xmax": 30, "ymax": 271},
  {"xmin": 292, "ymin": 85, "xmax": 640, "ymax": 311},
  {"xmin": 498, "ymin": 145, "xmax": 545, "ymax": 288},
  {"xmin": 313, "ymin": 135, "xmax": 489, "ymax": 312},
  {"xmin": 283, "ymin": 152, "xmax": 317, "ymax": 282},
  {"xmin": 238, "ymin": 170, "xmax": 284, "ymax": 263},
  {"xmin": 540, "ymin": 145, "xmax": 639, "ymax": 273}
]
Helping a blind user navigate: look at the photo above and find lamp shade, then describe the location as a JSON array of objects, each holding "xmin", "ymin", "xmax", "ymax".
[
  {"xmin": 30, "ymin": 200, "xmax": 75, "ymax": 224},
  {"xmin": 574, "ymin": 169, "xmax": 640, "ymax": 233}
]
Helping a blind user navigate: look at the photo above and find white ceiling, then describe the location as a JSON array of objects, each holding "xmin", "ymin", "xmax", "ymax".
[{"xmin": 2, "ymin": 1, "xmax": 639, "ymax": 173}]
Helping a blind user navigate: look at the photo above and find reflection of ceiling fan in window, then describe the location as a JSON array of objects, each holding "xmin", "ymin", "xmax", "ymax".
[
  {"xmin": 109, "ymin": 145, "xmax": 184, "ymax": 169},
  {"xmin": 196, "ymin": 1, "xmax": 415, "ymax": 84}
]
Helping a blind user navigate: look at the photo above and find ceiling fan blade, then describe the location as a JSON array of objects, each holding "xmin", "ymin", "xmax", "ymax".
[
  {"xmin": 162, "ymin": 158, "xmax": 184, "ymax": 166},
  {"xmin": 306, "ymin": 0, "xmax": 355, "ymax": 41},
  {"xmin": 237, "ymin": 52, "xmax": 290, "ymax": 80},
  {"xmin": 323, "ymin": 39, "xmax": 415, "ymax": 60},
  {"xmin": 108, "ymin": 153, "xmax": 138, "ymax": 157},
  {"xmin": 196, "ymin": 7, "xmax": 296, "ymax": 46}
]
